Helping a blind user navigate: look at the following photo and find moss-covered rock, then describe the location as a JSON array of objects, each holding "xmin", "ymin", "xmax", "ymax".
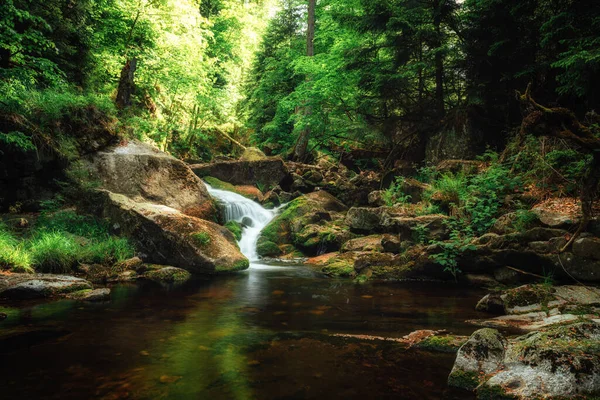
[
  {"xmin": 257, "ymin": 191, "xmax": 349, "ymax": 257},
  {"xmin": 448, "ymin": 328, "xmax": 507, "ymax": 390},
  {"xmin": 257, "ymin": 240, "xmax": 282, "ymax": 257},
  {"xmin": 225, "ymin": 220, "xmax": 243, "ymax": 241},
  {"xmin": 190, "ymin": 157, "xmax": 289, "ymax": 190},
  {"xmin": 142, "ymin": 266, "xmax": 192, "ymax": 284},
  {"xmin": 415, "ymin": 335, "xmax": 468, "ymax": 353},
  {"xmin": 204, "ymin": 176, "xmax": 264, "ymax": 202}
]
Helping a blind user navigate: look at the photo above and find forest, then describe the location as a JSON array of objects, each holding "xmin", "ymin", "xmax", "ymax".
[{"xmin": 1, "ymin": 0, "xmax": 600, "ymax": 399}]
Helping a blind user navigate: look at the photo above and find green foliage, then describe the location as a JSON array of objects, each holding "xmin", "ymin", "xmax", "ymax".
[
  {"xmin": 191, "ymin": 232, "xmax": 211, "ymax": 247},
  {"xmin": 28, "ymin": 231, "xmax": 79, "ymax": 274},
  {"xmin": 382, "ymin": 177, "xmax": 412, "ymax": 206},
  {"xmin": 412, "ymin": 224, "xmax": 430, "ymax": 245},
  {"xmin": 430, "ymin": 228, "xmax": 476, "ymax": 281},
  {"xmin": 225, "ymin": 221, "xmax": 243, "ymax": 241},
  {"xmin": 0, "ymin": 224, "xmax": 33, "ymax": 273},
  {"xmin": 512, "ymin": 209, "xmax": 538, "ymax": 232}
]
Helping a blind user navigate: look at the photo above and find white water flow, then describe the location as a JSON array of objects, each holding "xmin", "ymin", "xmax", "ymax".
[{"xmin": 204, "ymin": 184, "xmax": 277, "ymax": 262}]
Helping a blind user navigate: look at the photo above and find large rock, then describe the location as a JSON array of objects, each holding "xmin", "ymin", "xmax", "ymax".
[
  {"xmin": 257, "ymin": 191, "xmax": 349, "ymax": 257},
  {"xmin": 344, "ymin": 206, "xmax": 448, "ymax": 239},
  {"xmin": 448, "ymin": 328, "xmax": 508, "ymax": 390},
  {"xmin": 0, "ymin": 274, "xmax": 93, "ymax": 299},
  {"xmin": 477, "ymin": 322, "xmax": 600, "ymax": 399},
  {"xmin": 98, "ymin": 191, "xmax": 248, "ymax": 274},
  {"xmin": 190, "ymin": 157, "xmax": 289, "ymax": 191},
  {"xmin": 87, "ymin": 140, "xmax": 216, "ymax": 220},
  {"xmin": 573, "ymin": 237, "xmax": 600, "ymax": 261}
]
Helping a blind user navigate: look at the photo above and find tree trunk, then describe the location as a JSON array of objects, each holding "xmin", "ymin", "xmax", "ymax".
[
  {"xmin": 433, "ymin": 3, "xmax": 445, "ymax": 119},
  {"xmin": 293, "ymin": 0, "xmax": 316, "ymax": 162},
  {"xmin": 0, "ymin": 48, "xmax": 11, "ymax": 69},
  {"xmin": 116, "ymin": 58, "xmax": 137, "ymax": 110}
]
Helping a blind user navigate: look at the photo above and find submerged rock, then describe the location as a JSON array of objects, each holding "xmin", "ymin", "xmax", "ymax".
[
  {"xmin": 97, "ymin": 190, "xmax": 249, "ymax": 274},
  {"xmin": 67, "ymin": 288, "xmax": 111, "ymax": 302},
  {"xmin": 86, "ymin": 140, "xmax": 217, "ymax": 220},
  {"xmin": 0, "ymin": 274, "xmax": 93, "ymax": 300},
  {"xmin": 142, "ymin": 266, "xmax": 192, "ymax": 284}
]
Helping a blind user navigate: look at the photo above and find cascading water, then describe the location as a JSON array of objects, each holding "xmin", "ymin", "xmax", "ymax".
[{"xmin": 204, "ymin": 183, "xmax": 277, "ymax": 262}]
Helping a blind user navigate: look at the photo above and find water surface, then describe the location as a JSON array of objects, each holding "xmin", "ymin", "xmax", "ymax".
[{"xmin": 1, "ymin": 264, "xmax": 484, "ymax": 400}]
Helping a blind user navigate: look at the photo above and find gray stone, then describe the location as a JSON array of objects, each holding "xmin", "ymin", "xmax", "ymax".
[
  {"xmin": 0, "ymin": 274, "xmax": 93, "ymax": 299},
  {"xmin": 573, "ymin": 237, "xmax": 600, "ymax": 261},
  {"xmin": 532, "ymin": 207, "xmax": 578, "ymax": 229},
  {"xmin": 190, "ymin": 157, "xmax": 289, "ymax": 190},
  {"xmin": 97, "ymin": 190, "xmax": 248, "ymax": 274},
  {"xmin": 86, "ymin": 140, "xmax": 216, "ymax": 220},
  {"xmin": 475, "ymin": 293, "xmax": 505, "ymax": 314},
  {"xmin": 493, "ymin": 267, "xmax": 520, "ymax": 284},
  {"xmin": 448, "ymin": 328, "xmax": 507, "ymax": 390}
]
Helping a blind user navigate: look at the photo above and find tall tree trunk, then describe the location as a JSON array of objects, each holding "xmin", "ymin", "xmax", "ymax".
[
  {"xmin": 293, "ymin": 0, "xmax": 316, "ymax": 162},
  {"xmin": 116, "ymin": 58, "xmax": 137, "ymax": 109},
  {"xmin": 433, "ymin": 1, "xmax": 445, "ymax": 119}
]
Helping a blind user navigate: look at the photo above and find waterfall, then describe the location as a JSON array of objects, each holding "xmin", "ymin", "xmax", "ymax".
[{"xmin": 204, "ymin": 183, "xmax": 277, "ymax": 262}]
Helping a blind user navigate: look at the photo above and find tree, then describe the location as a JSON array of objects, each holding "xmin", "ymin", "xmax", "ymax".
[{"xmin": 292, "ymin": 0, "xmax": 316, "ymax": 162}]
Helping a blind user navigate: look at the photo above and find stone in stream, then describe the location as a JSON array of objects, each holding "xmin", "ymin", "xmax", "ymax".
[
  {"xmin": 67, "ymin": 288, "xmax": 111, "ymax": 302},
  {"xmin": 450, "ymin": 322, "xmax": 600, "ymax": 399},
  {"xmin": 96, "ymin": 190, "xmax": 249, "ymax": 274},
  {"xmin": 0, "ymin": 274, "xmax": 93, "ymax": 300}
]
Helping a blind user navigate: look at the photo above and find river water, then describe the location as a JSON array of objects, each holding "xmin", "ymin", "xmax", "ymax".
[{"xmin": 0, "ymin": 187, "xmax": 484, "ymax": 400}]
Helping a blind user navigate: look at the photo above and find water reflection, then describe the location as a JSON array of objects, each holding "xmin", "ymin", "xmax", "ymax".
[{"xmin": 0, "ymin": 265, "xmax": 482, "ymax": 399}]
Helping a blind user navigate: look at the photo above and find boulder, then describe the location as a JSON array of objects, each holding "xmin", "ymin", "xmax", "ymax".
[
  {"xmin": 368, "ymin": 191, "xmax": 386, "ymax": 207},
  {"xmin": 86, "ymin": 140, "xmax": 216, "ymax": 220},
  {"xmin": 477, "ymin": 322, "xmax": 600, "ymax": 399},
  {"xmin": 0, "ymin": 274, "xmax": 93, "ymax": 299},
  {"xmin": 67, "ymin": 288, "xmax": 111, "ymax": 302},
  {"xmin": 257, "ymin": 191, "xmax": 349, "ymax": 257},
  {"xmin": 97, "ymin": 190, "xmax": 248, "ymax": 274},
  {"xmin": 142, "ymin": 266, "xmax": 192, "ymax": 284},
  {"xmin": 239, "ymin": 147, "xmax": 267, "ymax": 161},
  {"xmin": 344, "ymin": 206, "xmax": 448, "ymax": 239},
  {"xmin": 573, "ymin": 237, "xmax": 600, "ymax": 260},
  {"xmin": 341, "ymin": 235, "xmax": 385, "ymax": 253},
  {"xmin": 448, "ymin": 328, "xmax": 507, "ymax": 390},
  {"xmin": 533, "ymin": 206, "xmax": 578, "ymax": 229},
  {"xmin": 475, "ymin": 293, "xmax": 505, "ymax": 314},
  {"xmin": 190, "ymin": 157, "xmax": 289, "ymax": 191}
]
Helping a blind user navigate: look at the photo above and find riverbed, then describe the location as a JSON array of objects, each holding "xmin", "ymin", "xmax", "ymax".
[{"xmin": 1, "ymin": 264, "xmax": 485, "ymax": 399}]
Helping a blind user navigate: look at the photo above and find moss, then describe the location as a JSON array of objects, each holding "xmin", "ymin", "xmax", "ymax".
[
  {"xmin": 503, "ymin": 284, "xmax": 555, "ymax": 309},
  {"xmin": 225, "ymin": 221, "xmax": 243, "ymax": 241},
  {"xmin": 256, "ymin": 239, "xmax": 282, "ymax": 257},
  {"xmin": 204, "ymin": 177, "xmax": 258, "ymax": 200},
  {"xmin": 477, "ymin": 384, "xmax": 519, "ymax": 400},
  {"xmin": 67, "ymin": 289, "xmax": 93, "ymax": 299},
  {"xmin": 322, "ymin": 259, "xmax": 355, "ymax": 277},
  {"xmin": 416, "ymin": 335, "xmax": 467, "ymax": 353},
  {"xmin": 447, "ymin": 369, "xmax": 480, "ymax": 391},
  {"xmin": 215, "ymin": 259, "xmax": 250, "ymax": 273},
  {"xmin": 190, "ymin": 232, "xmax": 211, "ymax": 247},
  {"xmin": 145, "ymin": 267, "xmax": 192, "ymax": 283}
]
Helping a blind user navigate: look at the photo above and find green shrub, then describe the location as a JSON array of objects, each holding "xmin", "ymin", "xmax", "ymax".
[
  {"xmin": 383, "ymin": 177, "xmax": 412, "ymax": 206},
  {"xmin": 28, "ymin": 231, "xmax": 80, "ymax": 274},
  {"xmin": 427, "ymin": 172, "xmax": 467, "ymax": 205},
  {"xmin": 191, "ymin": 232, "xmax": 211, "ymax": 246},
  {"xmin": 512, "ymin": 209, "xmax": 538, "ymax": 232}
]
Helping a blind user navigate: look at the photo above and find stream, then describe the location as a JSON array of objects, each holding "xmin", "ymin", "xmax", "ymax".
[{"xmin": 0, "ymin": 187, "xmax": 485, "ymax": 399}]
